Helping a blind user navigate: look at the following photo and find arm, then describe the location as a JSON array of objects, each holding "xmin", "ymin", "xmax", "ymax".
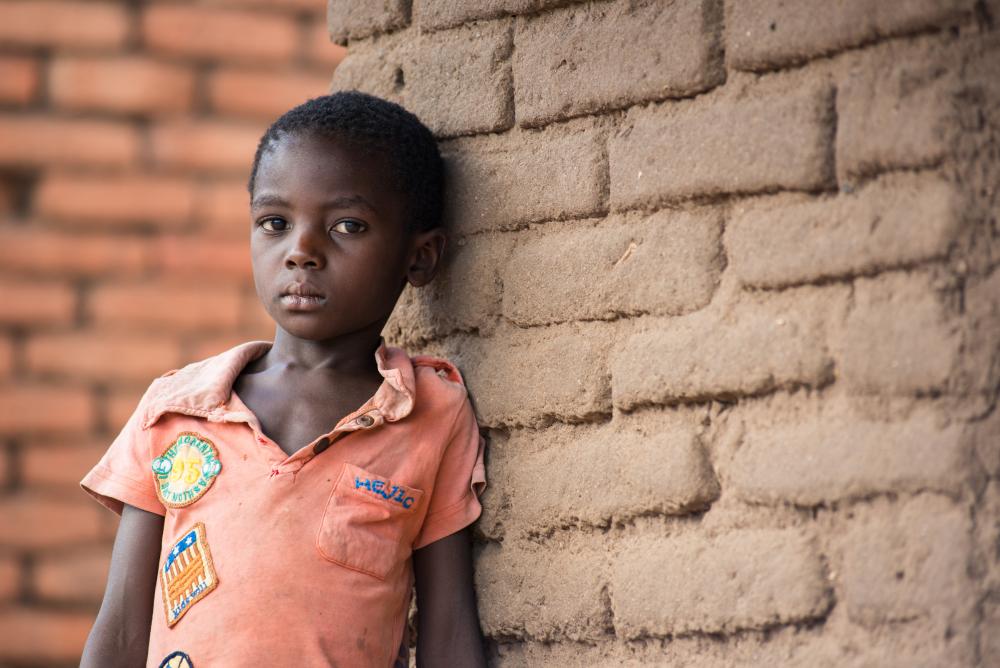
[
  {"xmin": 412, "ymin": 528, "xmax": 487, "ymax": 668},
  {"xmin": 80, "ymin": 504, "xmax": 164, "ymax": 668}
]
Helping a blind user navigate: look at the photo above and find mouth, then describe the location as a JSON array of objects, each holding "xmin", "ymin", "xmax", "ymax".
[{"xmin": 279, "ymin": 283, "xmax": 327, "ymax": 312}]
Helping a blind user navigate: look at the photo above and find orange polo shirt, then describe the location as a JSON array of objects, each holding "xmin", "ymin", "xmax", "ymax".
[{"xmin": 80, "ymin": 341, "xmax": 486, "ymax": 668}]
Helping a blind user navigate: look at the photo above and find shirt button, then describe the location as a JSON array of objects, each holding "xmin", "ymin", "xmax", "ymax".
[
  {"xmin": 357, "ymin": 414, "xmax": 374, "ymax": 427},
  {"xmin": 314, "ymin": 437, "xmax": 331, "ymax": 454}
]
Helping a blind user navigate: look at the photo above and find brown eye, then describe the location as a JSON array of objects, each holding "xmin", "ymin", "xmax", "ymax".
[
  {"xmin": 260, "ymin": 217, "xmax": 289, "ymax": 232},
  {"xmin": 331, "ymin": 220, "xmax": 366, "ymax": 234}
]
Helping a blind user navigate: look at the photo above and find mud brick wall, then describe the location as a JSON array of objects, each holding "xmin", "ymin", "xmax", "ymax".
[
  {"xmin": 0, "ymin": 1, "xmax": 343, "ymax": 664},
  {"xmin": 330, "ymin": 0, "xmax": 1000, "ymax": 665}
]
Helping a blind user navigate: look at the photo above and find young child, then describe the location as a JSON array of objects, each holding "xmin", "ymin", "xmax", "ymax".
[{"xmin": 78, "ymin": 92, "xmax": 488, "ymax": 668}]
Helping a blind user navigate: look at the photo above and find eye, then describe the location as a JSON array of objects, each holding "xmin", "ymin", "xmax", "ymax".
[
  {"xmin": 259, "ymin": 217, "xmax": 289, "ymax": 233},
  {"xmin": 331, "ymin": 219, "xmax": 367, "ymax": 234}
]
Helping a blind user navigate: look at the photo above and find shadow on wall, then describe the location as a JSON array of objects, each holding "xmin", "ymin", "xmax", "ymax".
[{"xmin": 0, "ymin": 0, "xmax": 344, "ymax": 664}]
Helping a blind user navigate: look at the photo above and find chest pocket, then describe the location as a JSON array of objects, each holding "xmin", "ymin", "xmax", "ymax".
[{"xmin": 316, "ymin": 463, "xmax": 424, "ymax": 580}]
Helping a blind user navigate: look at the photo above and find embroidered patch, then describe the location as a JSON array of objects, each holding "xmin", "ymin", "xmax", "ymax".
[
  {"xmin": 353, "ymin": 475, "xmax": 417, "ymax": 509},
  {"xmin": 152, "ymin": 432, "xmax": 222, "ymax": 508},
  {"xmin": 160, "ymin": 522, "xmax": 218, "ymax": 627},
  {"xmin": 158, "ymin": 651, "xmax": 194, "ymax": 668}
]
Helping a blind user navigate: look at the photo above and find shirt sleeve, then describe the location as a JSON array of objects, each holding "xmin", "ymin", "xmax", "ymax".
[
  {"xmin": 80, "ymin": 399, "xmax": 166, "ymax": 517},
  {"xmin": 413, "ymin": 396, "xmax": 487, "ymax": 550}
]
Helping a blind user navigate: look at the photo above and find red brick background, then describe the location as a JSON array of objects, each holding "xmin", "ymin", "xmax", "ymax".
[{"xmin": 0, "ymin": 1, "xmax": 342, "ymax": 664}]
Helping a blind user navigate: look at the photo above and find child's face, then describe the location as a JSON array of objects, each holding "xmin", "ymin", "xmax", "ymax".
[{"xmin": 249, "ymin": 132, "xmax": 424, "ymax": 342}]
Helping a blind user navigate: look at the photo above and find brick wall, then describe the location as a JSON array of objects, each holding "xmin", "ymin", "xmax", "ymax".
[
  {"xmin": 0, "ymin": 1, "xmax": 343, "ymax": 664},
  {"xmin": 331, "ymin": 0, "xmax": 1000, "ymax": 665}
]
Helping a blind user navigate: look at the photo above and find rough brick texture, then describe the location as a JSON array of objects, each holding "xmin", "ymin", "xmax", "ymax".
[
  {"xmin": 502, "ymin": 211, "xmax": 723, "ymax": 325},
  {"xmin": 612, "ymin": 529, "xmax": 831, "ymax": 637},
  {"xmin": 727, "ymin": 173, "xmax": 958, "ymax": 288},
  {"xmin": 609, "ymin": 78, "xmax": 835, "ymax": 208},
  {"xmin": 2, "ymin": 0, "xmax": 997, "ymax": 665},
  {"xmin": 611, "ymin": 288, "xmax": 839, "ymax": 409},
  {"xmin": 726, "ymin": 0, "xmax": 973, "ymax": 71},
  {"xmin": 442, "ymin": 118, "xmax": 608, "ymax": 233},
  {"xmin": 513, "ymin": 0, "xmax": 724, "ymax": 127},
  {"xmin": 0, "ymin": 1, "xmax": 337, "ymax": 662}
]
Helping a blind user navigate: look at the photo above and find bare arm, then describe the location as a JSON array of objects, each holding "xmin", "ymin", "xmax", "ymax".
[
  {"xmin": 412, "ymin": 528, "xmax": 487, "ymax": 668},
  {"xmin": 80, "ymin": 504, "xmax": 164, "ymax": 668}
]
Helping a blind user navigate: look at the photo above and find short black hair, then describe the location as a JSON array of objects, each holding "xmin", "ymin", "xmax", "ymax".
[{"xmin": 248, "ymin": 91, "xmax": 444, "ymax": 233}]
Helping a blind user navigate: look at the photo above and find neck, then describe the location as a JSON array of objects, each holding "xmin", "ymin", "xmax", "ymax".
[{"xmin": 263, "ymin": 322, "xmax": 386, "ymax": 375}]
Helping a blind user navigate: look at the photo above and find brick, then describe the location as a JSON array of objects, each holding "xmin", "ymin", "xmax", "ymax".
[
  {"xmin": 965, "ymin": 268, "xmax": 1000, "ymax": 401},
  {"xmin": 836, "ymin": 44, "xmax": 957, "ymax": 183},
  {"xmin": 0, "ymin": 493, "xmax": 103, "ymax": 549},
  {"xmin": 385, "ymin": 233, "xmax": 511, "ymax": 345},
  {"xmin": 443, "ymin": 118, "xmax": 607, "ymax": 234},
  {"xmin": 107, "ymin": 387, "xmax": 146, "ymax": 431},
  {"xmin": 21, "ymin": 438, "xmax": 108, "ymax": 489},
  {"xmin": 0, "ymin": 554, "xmax": 19, "ymax": 602},
  {"xmin": 609, "ymin": 80, "xmax": 834, "ymax": 208},
  {"xmin": 34, "ymin": 546, "xmax": 110, "ymax": 603},
  {"xmin": 0, "ymin": 384, "xmax": 95, "ymax": 434},
  {"xmin": 208, "ymin": 67, "xmax": 333, "ymax": 120},
  {"xmin": 0, "ymin": 226, "xmax": 148, "ymax": 278},
  {"xmin": 612, "ymin": 529, "xmax": 831, "ymax": 637},
  {"xmin": 305, "ymin": 19, "xmax": 350, "ymax": 66},
  {"xmin": 150, "ymin": 120, "xmax": 263, "ymax": 174},
  {"xmin": 984, "ymin": 597, "xmax": 1000, "ymax": 667},
  {"xmin": 726, "ymin": 0, "xmax": 972, "ymax": 71},
  {"xmin": 327, "ymin": 37, "xmax": 405, "ymax": 103},
  {"xmin": 611, "ymin": 289, "xmax": 837, "ymax": 410},
  {"xmin": 841, "ymin": 273, "xmax": 961, "ymax": 395},
  {"xmin": 203, "ymin": 0, "xmax": 327, "ymax": 12},
  {"xmin": 502, "ymin": 210, "xmax": 722, "ymax": 326},
  {"xmin": 402, "ymin": 20, "xmax": 514, "ymax": 137},
  {"xmin": 25, "ymin": 331, "xmax": 181, "ymax": 384},
  {"xmin": 727, "ymin": 173, "xmax": 959, "ymax": 288},
  {"xmin": 0, "ymin": 0, "xmax": 129, "ymax": 50},
  {"xmin": 514, "ymin": 0, "xmax": 723, "ymax": 127},
  {"xmin": 49, "ymin": 56, "xmax": 195, "ymax": 115},
  {"xmin": 0, "ymin": 337, "xmax": 12, "ymax": 379},
  {"xmin": 445, "ymin": 322, "xmax": 613, "ymax": 428},
  {"xmin": 0, "ymin": 115, "xmax": 139, "ymax": 169},
  {"xmin": 154, "ymin": 233, "xmax": 252, "ymax": 281},
  {"xmin": 34, "ymin": 174, "xmax": 196, "ymax": 230},
  {"xmin": 198, "ymin": 179, "xmax": 252, "ymax": 236},
  {"xmin": 414, "ymin": 0, "xmax": 564, "ymax": 31},
  {"xmin": 328, "ymin": 0, "xmax": 410, "ymax": 42},
  {"xmin": 0, "ymin": 608, "xmax": 93, "ymax": 664},
  {"xmin": 842, "ymin": 496, "xmax": 973, "ymax": 628},
  {"xmin": 142, "ymin": 5, "xmax": 299, "ymax": 63},
  {"xmin": 89, "ymin": 282, "xmax": 243, "ymax": 333},
  {"xmin": 0, "ymin": 278, "xmax": 76, "ymax": 327},
  {"xmin": 476, "ymin": 538, "xmax": 608, "ymax": 640},
  {"xmin": 729, "ymin": 400, "xmax": 969, "ymax": 506},
  {"xmin": 491, "ymin": 412, "xmax": 718, "ymax": 533},
  {"xmin": 0, "ymin": 56, "xmax": 39, "ymax": 104}
]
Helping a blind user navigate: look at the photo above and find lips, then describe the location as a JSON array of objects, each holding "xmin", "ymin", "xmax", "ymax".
[{"xmin": 279, "ymin": 282, "xmax": 327, "ymax": 311}]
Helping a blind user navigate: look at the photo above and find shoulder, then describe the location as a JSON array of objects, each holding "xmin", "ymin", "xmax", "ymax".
[
  {"xmin": 410, "ymin": 354, "xmax": 474, "ymax": 416},
  {"xmin": 138, "ymin": 341, "xmax": 271, "ymax": 428}
]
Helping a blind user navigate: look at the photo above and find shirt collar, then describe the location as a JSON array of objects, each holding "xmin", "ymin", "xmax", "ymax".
[{"xmin": 141, "ymin": 339, "xmax": 416, "ymax": 429}]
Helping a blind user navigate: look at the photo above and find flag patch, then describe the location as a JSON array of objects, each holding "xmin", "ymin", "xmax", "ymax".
[{"xmin": 160, "ymin": 522, "xmax": 218, "ymax": 627}]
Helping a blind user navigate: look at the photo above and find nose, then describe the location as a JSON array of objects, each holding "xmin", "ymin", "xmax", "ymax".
[{"xmin": 284, "ymin": 225, "xmax": 326, "ymax": 270}]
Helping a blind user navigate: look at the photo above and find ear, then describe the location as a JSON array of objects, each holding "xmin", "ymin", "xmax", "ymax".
[{"xmin": 405, "ymin": 227, "xmax": 447, "ymax": 288}]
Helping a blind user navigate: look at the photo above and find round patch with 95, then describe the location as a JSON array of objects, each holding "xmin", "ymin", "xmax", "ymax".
[{"xmin": 152, "ymin": 432, "xmax": 222, "ymax": 508}]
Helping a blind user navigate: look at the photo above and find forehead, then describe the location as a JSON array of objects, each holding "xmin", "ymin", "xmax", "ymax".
[{"xmin": 254, "ymin": 132, "xmax": 404, "ymax": 215}]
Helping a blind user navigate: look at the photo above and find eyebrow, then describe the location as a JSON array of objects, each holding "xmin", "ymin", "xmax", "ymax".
[{"xmin": 250, "ymin": 193, "xmax": 379, "ymax": 214}]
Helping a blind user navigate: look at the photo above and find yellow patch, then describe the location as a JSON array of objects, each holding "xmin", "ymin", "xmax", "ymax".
[{"xmin": 152, "ymin": 432, "xmax": 222, "ymax": 508}]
